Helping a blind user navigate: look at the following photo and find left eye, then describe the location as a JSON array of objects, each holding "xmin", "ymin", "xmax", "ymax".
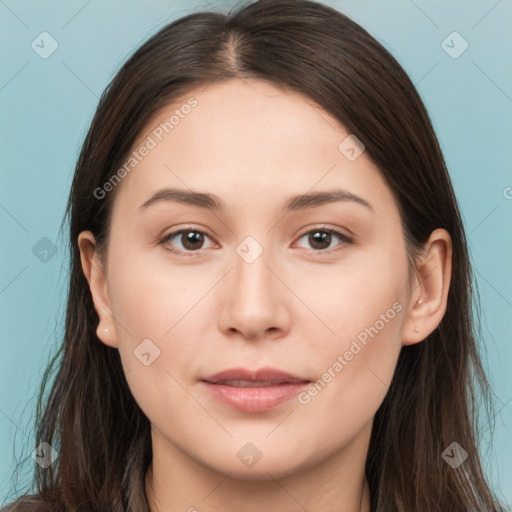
[{"xmin": 295, "ymin": 227, "xmax": 352, "ymax": 252}]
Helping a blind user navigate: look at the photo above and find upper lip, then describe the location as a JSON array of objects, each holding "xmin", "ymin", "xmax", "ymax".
[{"xmin": 201, "ymin": 367, "xmax": 310, "ymax": 384}]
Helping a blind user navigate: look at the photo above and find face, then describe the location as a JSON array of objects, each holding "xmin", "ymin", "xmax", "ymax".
[{"xmin": 81, "ymin": 78, "xmax": 418, "ymax": 479}]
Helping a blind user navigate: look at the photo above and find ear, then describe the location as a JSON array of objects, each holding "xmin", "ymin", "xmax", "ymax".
[
  {"xmin": 402, "ymin": 228, "xmax": 452, "ymax": 346},
  {"xmin": 77, "ymin": 231, "xmax": 118, "ymax": 348}
]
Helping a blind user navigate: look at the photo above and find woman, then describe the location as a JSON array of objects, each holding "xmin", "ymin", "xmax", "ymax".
[{"xmin": 3, "ymin": 0, "xmax": 506, "ymax": 510}]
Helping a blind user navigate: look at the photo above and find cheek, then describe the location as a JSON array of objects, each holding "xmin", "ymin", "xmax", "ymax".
[
  {"xmin": 300, "ymin": 233, "xmax": 408, "ymax": 345},
  {"xmin": 107, "ymin": 242, "xmax": 208, "ymax": 338},
  {"xmin": 106, "ymin": 252, "xmax": 206, "ymax": 426},
  {"xmin": 105, "ymin": 244, "xmax": 200, "ymax": 379},
  {"xmin": 298, "ymin": 264, "xmax": 407, "ymax": 441}
]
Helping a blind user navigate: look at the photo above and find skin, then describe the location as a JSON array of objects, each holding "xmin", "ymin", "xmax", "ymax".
[{"xmin": 78, "ymin": 78, "xmax": 452, "ymax": 512}]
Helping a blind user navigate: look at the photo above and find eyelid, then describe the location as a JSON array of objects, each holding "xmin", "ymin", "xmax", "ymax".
[
  {"xmin": 295, "ymin": 224, "xmax": 353, "ymax": 241},
  {"xmin": 293, "ymin": 224, "xmax": 353, "ymax": 254},
  {"xmin": 159, "ymin": 224, "xmax": 353, "ymax": 256},
  {"xmin": 159, "ymin": 226, "xmax": 217, "ymax": 257}
]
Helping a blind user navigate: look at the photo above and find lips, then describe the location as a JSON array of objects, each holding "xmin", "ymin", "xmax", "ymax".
[
  {"xmin": 200, "ymin": 367, "xmax": 311, "ymax": 413},
  {"xmin": 210, "ymin": 379, "xmax": 290, "ymax": 387},
  {"xmin": 201, "ymin": 367, "xmax": 310, "ymax": 386}
]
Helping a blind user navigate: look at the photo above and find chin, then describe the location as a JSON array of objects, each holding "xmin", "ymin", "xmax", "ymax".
[{"xmin": 200, "ymin": 447, "xmax": 316, "ymax": 481}]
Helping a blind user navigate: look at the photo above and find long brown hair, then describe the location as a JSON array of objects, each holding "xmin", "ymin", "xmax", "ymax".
[{"xmin": 3, "ymin": 1, "xmax": 506, "ymax": 510}]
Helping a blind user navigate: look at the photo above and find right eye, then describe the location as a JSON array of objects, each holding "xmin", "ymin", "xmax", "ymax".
[{"xmin": 159, "ymin": 227, "xmax": 216, "ymax": 256}]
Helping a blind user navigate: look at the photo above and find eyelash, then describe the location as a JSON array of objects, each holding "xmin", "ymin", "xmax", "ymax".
[{"xmin": 159, "ymin": 225, "xmax": 353, "ymax": 258}]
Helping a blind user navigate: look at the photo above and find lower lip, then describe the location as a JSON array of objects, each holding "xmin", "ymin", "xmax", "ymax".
[{"xmin": 200, "ymin": 381, "xmax": 309, "ymax": 413}]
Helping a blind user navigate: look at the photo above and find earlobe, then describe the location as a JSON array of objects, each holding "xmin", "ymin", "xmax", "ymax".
[
  {"xmin": 402, "ymin": 228, "xmax": 452, "ymax": 346},
  {"xmin": 77, "ymin": 231, "xmax": 118, "ymax": 348}
]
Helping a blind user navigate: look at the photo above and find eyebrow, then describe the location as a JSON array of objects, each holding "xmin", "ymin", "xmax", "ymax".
[{"xmin": 139, "ymin": 188, "xmax": 373, "ymax": 213}]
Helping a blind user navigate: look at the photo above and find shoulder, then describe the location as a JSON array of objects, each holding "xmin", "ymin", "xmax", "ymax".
[{"xmin": 1, "ymin": 494, "xmax": 55, "ymax": 512}]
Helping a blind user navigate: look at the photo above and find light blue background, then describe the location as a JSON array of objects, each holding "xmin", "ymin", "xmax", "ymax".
[{"xmin": 1, "ymin": 0, "xmax": 511, "ymax": 507}]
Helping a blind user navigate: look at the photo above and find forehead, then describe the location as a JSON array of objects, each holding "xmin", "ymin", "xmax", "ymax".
[{"xmin": 110, "ymin": 78, "xmax": 394, "ymax": 218}]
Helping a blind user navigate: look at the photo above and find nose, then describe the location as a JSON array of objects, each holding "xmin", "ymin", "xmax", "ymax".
[{"xmin": 217, "ymin": 242, "xmax": 291, "ymax": 341}]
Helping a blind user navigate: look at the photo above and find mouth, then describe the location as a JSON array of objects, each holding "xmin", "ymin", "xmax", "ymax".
[
  {"xmin": 204, "ymin": 379, "xmax": 305, "ymax": 387},
  {"xmin": 199, "ymin": 367, "xmax": 311, "ymax": 413}
]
